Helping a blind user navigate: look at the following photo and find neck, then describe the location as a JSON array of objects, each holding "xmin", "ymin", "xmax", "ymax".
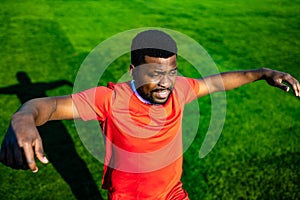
[{"xmin": 131, "ymin": 80, "xmax": 152, "ymax": 105}]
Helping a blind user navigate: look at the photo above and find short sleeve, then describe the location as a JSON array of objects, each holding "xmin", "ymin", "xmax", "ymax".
[
  {"xmin": 71, "ymin": 86, "xmax": 113, "ymax": 121},
  {"xmin": 175, "ymin": 76, "xmax": 200, "ymax": 104}
]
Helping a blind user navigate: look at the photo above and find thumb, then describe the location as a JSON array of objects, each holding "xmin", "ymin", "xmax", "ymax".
[{"xmin": 35, "ymin": 138, "xmax": 48, "ymax": 164}]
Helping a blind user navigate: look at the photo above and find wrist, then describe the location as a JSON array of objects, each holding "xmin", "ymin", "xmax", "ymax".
[
  {"xmin": 258, "ymin": 67, "xmax": 270, "ymax": 80},
  {"xmin": 13, "ymin": 100, "xmax": 39, "ymax": 125},
  {"xmin": 11, "ymin": 111, "xmax": 36, "ymax": 131}
]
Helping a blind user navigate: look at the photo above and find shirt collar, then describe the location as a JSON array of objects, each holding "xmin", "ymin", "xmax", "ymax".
[{"xmin": 131, "ymin": 80, "xmax": 152, "ymax": 105}]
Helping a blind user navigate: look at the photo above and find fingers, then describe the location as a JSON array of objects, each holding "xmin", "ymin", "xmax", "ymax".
[
  {"xmin": 291, "ymin": 79, "xmax": 300, "ymax": 97},
  {"xmin": 1, "ymin": 125, "xmax": 32, "ymax": 170},
  {"xmin": 0, "ymin": 137, "xmax": 29, "ymax": 170},
  {"xmin": 283, "ymin": 73, "xmax": 300, "ymax": 97},
  {"xmin": 274, "ymin": 81, "xmax": 289, "ymax": 92},
  {"xmin": 1, "ymin": 138, "xmax": 47, "ymax": 171},
  {"xmin": 1, "ymin": 114, "xmax": 49, "ymax": 172},
  {"xmin": 22, "ymin": 142, "xmax": 38, "ymax": 173},
  {"xmin": 269, "ymin": 71, "xmax": 300, "ymax": 97},
  {"xmin": 35, "ymin": 137, "xmax": 48, "ymax": 164},
  {"xmin": 21, "ymin": 136, "xmax": 49, "ymax": 173},
  {"xmin": 268, "ymin": 76, "xmax": 289, "ymax": 92},
  {"xmin": 12, "ymin": 145, "xmax": 29, "ymax": 170}
]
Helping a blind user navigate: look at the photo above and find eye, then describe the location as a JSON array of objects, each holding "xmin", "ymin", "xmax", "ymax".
[
  {"xmin": 148, "ymin": 73, "xmax": 160, "ymax": 78},
  {"xmin": 169, "ymin": 69, "xmax": 177, "ymax": 76}
]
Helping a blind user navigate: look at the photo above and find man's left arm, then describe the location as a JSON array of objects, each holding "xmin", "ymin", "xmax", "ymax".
[{"xmin": 196, "ymin": 68, "xmax": 300, "ymax": 97}]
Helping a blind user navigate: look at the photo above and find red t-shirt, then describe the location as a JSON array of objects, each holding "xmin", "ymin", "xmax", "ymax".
[{"xmin": 72, "ymin": 76, "xmax": 200, "ymax": 200}]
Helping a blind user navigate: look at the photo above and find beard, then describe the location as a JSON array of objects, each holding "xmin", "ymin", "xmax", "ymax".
[{"xmin": 148, "ymin": 88, "xmax": 173, "ymax": 105}]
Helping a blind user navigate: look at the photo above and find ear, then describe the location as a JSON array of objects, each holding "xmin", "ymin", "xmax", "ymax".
[{"xmin": 129, "ymin": 64, "xmax": 135, "ymax": 77}]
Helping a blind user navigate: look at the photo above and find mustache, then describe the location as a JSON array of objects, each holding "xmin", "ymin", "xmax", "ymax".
[{"xmin": 151, "ymin": 87, "xmax": 173, "ymax": 92}]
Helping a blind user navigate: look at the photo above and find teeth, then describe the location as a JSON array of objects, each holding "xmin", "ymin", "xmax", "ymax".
[{"xmin": 156, "ymin": 90, "xmax": 169, "ymax": 98}]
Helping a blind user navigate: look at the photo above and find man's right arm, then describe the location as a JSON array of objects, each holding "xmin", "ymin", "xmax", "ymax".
[{"xmin": 0, "ymin": 95, "xmax": 79, "ymax": 172}]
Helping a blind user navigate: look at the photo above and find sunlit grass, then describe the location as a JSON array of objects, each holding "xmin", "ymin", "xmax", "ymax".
[{"xmin": 0, "ymin": 0, "xmax": 299, "ymax": 199}]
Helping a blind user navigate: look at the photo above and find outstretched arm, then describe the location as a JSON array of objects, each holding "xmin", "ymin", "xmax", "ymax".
[
  {"xmin": 0, "ymin": 95, "xmax": 79, "ymax": 172},
  {"xmin": 197, "ymin": 68, "xmax": 300, "ymax": 97}
]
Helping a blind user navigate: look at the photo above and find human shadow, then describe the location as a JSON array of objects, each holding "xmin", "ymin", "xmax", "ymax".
[{"xmin": 0, "ymin": 71, "xmax": 103, "ymax": 200}]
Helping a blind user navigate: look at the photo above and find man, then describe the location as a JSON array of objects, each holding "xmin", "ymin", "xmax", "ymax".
[{"xmin": 0, "ymin": 30, "xmax": 299, "ymax": 200}]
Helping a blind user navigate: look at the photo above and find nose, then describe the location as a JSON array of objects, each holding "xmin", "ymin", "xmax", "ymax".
[{"xmin": 158, "ymin": 74, "xmax": 171, "ymax": 88}]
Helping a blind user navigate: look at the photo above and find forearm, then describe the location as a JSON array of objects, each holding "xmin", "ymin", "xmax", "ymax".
[
  {"xmin": 197, "ymin": 67, "xmax": 300, "ymax": 97},
  {"xmin": 201, "ymin": 68, "xmax": 267, "ymax": 93},
  {"xmin": 218, "ymin": 68, "xmax": 266, "ymax": 91},
  {"xmin": 12, "ymin": 95, "xmax": 77, "ymax": 126},
  {"xmin": 13, "ymin": 97, "xmax": 57, "ymax": 126}
]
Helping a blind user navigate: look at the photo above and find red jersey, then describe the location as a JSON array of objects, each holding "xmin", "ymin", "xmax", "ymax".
[{"xmin": 72, "ymin": 76, "xmax": 200, "ymax": 199}]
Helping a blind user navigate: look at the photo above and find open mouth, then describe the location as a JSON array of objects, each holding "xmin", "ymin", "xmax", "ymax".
[{"xmin": 152, "ymin": 89, "xmax": 170, "ymax": 99}]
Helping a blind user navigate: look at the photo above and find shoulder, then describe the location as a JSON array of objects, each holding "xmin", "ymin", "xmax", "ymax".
[
  {"xmin": 175, "ymin": 76, "xmax": 199, "ymax": 90},
  {"xmin": 77, "ymin": 85, "xmax": 113, "ymax": 98},
  {"xmin": 174, "ymin": 76, "xmax": 200, "ymax": 103}
]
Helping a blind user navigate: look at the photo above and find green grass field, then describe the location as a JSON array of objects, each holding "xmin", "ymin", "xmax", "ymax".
[{"xmin": 0, "ymin": 0, "xmax": 299, "ymax": 199}]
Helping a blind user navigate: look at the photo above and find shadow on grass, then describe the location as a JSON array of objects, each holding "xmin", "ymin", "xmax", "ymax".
[{"xmin": 0, "ymin": 71, "xmax": 103, "ymax": 200}]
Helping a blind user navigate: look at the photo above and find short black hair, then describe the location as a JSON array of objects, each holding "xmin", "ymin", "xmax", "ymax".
[{"xmin": 131, "ymin": 30, "xmax": 178, "ymax": 66}]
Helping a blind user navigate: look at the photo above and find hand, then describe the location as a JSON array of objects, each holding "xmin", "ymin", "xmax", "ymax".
[
  {"xmin": 0, "ymin": 125, "xmax": 28, "ymax": 170},
  {"xmin": 0, "ymin": 114, "xmax": 48, "ymax": 173},
  {"xmin": 263, "ymin": 68, "xmax": 300, "ymax": 97}
]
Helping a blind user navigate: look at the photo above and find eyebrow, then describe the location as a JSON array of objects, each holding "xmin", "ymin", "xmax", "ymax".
[{"xmin": 153, "ymin": 67, "xmax": 178, "ymax": 72}]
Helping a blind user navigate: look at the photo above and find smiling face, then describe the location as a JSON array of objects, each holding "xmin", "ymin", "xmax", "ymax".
[{"xmin": 130, "ymin": 55, "xmax": 178, "ymax": 105}]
